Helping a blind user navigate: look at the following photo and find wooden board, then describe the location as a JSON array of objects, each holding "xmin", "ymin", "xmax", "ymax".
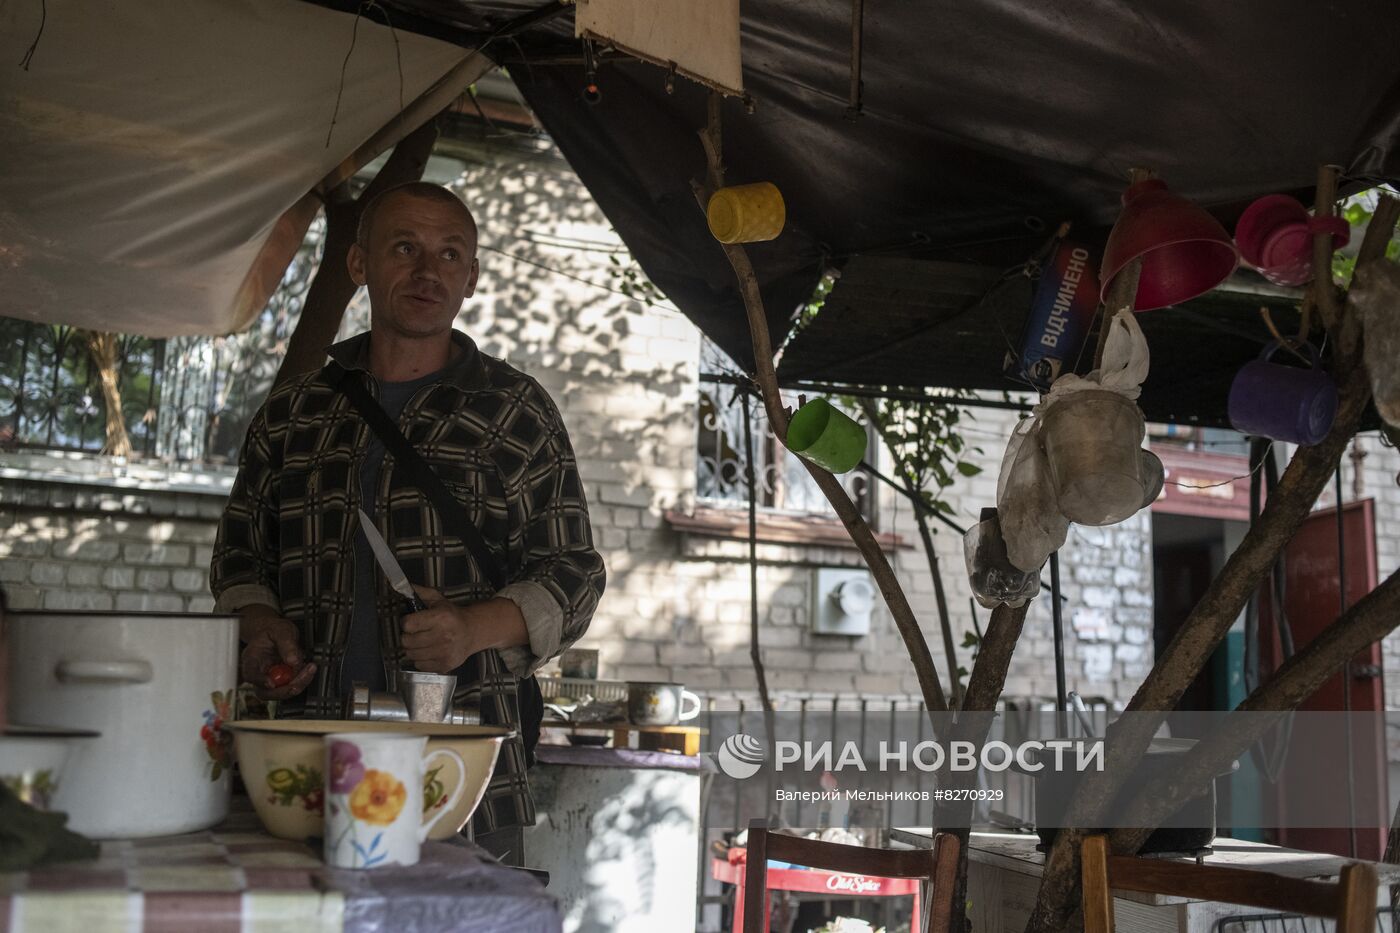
[{"xmin": 575, "ymin": 0, "xmax": 743, "ymax": 95}]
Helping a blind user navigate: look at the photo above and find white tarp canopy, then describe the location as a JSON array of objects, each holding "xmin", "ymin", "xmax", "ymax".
[{"xmin": 0, "ymin": 0, "xmax": 492, "ymax": 337}]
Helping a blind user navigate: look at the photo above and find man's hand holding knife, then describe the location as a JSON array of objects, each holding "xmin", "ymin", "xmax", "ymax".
[
  {"xmin": 402, "ymin": 587, "xmax": 528, "ymax": 674},
  {"xmin": 359, "ymin": 509, "xmax": 529, "ymax": 674}
]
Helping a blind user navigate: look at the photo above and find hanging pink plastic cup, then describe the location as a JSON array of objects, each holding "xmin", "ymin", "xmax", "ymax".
[{"xmin": 1234, "ymin": 194, "xmax": 1350, "ymax": 287}]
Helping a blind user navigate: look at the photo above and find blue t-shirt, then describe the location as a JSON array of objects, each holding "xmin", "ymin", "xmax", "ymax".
[{"xmin": 342, "ymin": 367, "xmax": 446, "ymax": 692}]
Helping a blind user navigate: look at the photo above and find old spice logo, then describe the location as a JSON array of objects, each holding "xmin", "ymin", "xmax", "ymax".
[{"xmin": 825, "ymin": 874, "xmax": 882, "ymax": 894}]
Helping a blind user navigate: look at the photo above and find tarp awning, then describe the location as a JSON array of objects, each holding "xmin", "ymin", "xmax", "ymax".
[
  {"xmin": 6, "ymin": 0, "xmax": 1400, "ymax": 421},
  {"xmin": 0, "ymin": 0, "xmax": 491, "ymax": 336}
]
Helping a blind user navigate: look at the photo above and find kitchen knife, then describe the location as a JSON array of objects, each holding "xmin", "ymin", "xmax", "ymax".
[{"xmin": 357, "ymin": 508, "xmax": 428, "ymax": 612}]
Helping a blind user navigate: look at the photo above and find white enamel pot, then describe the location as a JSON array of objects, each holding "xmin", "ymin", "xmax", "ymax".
[{"xmin": 7, "ymin": 611, "xmax": 238, "ymax": 838}]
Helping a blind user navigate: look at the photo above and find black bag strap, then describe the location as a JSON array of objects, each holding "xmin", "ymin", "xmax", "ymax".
[{"xmin": 326, "ymin": 361, "xmax": 508, "ymax": 590}]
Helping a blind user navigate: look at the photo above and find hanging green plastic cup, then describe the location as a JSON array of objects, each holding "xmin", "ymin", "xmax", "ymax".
[{"xmin": 786, "ymin": 398, "xmax": 867, "ymax": 474}]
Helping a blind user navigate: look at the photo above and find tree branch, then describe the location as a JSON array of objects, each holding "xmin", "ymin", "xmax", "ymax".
[
  {"xmin": 742, "ymin": 392, "xmax": 776, "ymax": 720},
  {"xmin": 692, "ymin": 95, "xmax": 947, "ymax": 714},
  {"xmin": 858, "ymin": 397, "xmax": 965, "ymax": 706},
  {"xmin": 963, "ymin": 603, "xmax": 1031, "ymax": 716},
  {"xmin": 918, "ymin": 513, "xmax": 964, "ymax": 707},
  {"xmin": 1025, "ymin": 186, "xmax": 1399, "ymax": 933},
  {"xmin": 1110, "ymin": 565, "xmax": 1400, "ymax": 852}
]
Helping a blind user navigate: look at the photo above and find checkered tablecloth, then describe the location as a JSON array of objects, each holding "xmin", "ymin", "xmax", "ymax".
[{"xmin": 0, "ymin": 808, "xmax": 559, "ymax": 933}]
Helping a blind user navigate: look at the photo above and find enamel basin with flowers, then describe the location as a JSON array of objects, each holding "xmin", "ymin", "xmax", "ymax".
[{"xmin": 225, "ymin": 720, "xmax": 507, "ymax": 841}]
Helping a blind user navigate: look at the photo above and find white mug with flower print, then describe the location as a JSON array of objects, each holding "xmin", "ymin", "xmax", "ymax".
[{"xmin": 323, "ymin": 732, "xmax": 467, "ymax": 869}]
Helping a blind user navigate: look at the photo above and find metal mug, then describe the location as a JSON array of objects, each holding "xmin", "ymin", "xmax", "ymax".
[
  {"xmin": 626, "ymin": 682, "xmax": 701, "ymax": 726},
  {"xmin": 558, "ymin": 648, "xmax": 599, "ymax": 680},
  {"xmin": 395, "ymin": 671, "xmax": 457, "ymax": 723},
  {"xmin": 345, "ymin": 682, "xmax": 480, "ymax": 725}
]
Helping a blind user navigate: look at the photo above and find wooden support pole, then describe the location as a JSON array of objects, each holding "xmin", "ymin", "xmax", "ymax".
[
  {"xmin": 1093, "ymin": 168, "xmax": 1153, "ymax": 370},
  {"xmin": 1311, "ymin": 164, "xmax": 1343, "ymax": 333},
  {"xmin": 847, "ymin": 0, "xmax": 864, "ymax": 117},
  {"xmin": 1080, "ymin": 835, "xmax": 1115, "ymax": 933}
]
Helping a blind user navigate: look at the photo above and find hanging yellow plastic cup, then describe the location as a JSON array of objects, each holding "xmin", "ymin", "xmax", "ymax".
[
  {"xmin": 786, "ymin": 398, "xmax": 867, "ymax": 474},
  {"xmin": 707, "ymin": 182, "xmax": 786, "ymax": 244}
]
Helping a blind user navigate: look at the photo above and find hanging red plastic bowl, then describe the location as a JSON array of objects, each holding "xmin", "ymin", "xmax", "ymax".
[
  {"xmin": 1099, "ymin": 179, "xmax": 1239, "ymax": 311},
  {"xmin": 1235, "ymin": 194, "xmax": 1350, "ymax": 287}
]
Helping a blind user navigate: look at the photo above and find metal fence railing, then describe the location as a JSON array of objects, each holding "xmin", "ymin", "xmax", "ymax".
[
  {"xmin": 1214, "ymin": 906, "xmax": 1400, "ymax": 932},
  {"xmin": 0, "ymin": 318, "xmax": 297, "ymax": 467}
]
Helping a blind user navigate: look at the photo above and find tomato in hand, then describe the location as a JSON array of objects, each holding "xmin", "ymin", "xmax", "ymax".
[{"xmin": 267, "ymin": 663, "xmax": 295, "ymax": 688}]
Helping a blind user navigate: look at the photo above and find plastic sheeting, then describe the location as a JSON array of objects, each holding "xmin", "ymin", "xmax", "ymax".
[
  {"xmin": 0, "ymin": 0, "xmax": 491, "ymax": 336},
  {"xmin": 494, "ymin": 0, "xmax": 1400, "ymax": 380},
  {"xmin": 996, "ymin": 310, "xmax": 1154, "ymax": 571}
]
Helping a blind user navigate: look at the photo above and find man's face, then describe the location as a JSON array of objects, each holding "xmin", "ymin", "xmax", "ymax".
[{"xmin": 347, "ymin": 192, "xmax": 480, "ymax": 340}]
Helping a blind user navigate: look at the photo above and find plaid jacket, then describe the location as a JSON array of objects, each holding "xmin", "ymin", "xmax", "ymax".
[{"xmin": 211, "ymin": 331, "xmax": 606, "ymax": 830}]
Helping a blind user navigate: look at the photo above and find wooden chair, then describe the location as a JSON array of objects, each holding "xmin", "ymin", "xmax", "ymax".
[
  {"xmin": 741, "ymin": 819, "xmax": 961, "ymax": 933},
  {"xmin": 1080, "ymin": 834, "xmax": 1378, "ymax": 933}
]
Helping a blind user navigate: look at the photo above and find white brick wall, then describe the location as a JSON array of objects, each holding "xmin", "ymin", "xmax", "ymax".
[{"xmin": 0, "ymin": 477, "xmax": 224, "ymax": 615}]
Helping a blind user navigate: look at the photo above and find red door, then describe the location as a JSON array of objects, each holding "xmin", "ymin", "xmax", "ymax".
[{"xmin": 1264, "ymin": 499, "xmax": 1386, "ymax": 858}]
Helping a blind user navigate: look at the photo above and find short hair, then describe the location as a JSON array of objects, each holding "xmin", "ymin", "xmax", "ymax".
[{"xmin": 355, "ymin": 182, "xmax": 478, "ymax": 249}]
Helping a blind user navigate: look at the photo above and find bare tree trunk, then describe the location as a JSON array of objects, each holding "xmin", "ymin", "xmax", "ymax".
[
  {"xmin": 743, "ymin": 392, "xmax": 776, "ymax": 724},
  {"xmin": 83, "ymin": 331, "xmax": 132, "ymax": 457},
  {"xmin": 692, "ymin": 94, "xmax": 948, "ymax": 715},
  {"xmin": 273, "ymin": 118, "xmax": 441, "ymax": 386},
  {"xmin": 695, "ymin": 97, "xmax": 1034, "ymax": 924},
  {"xmin": 1024, "ymin": 186, "xmax": 1398, "ymax": 933},
  {"xmin": 943, "ymin": 602, "xmax": 1032, "ymax": 931}
]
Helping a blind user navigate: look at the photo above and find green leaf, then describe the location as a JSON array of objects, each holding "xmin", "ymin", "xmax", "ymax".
[
  {"xmin": 961, "ymin": 631, "xmax": 982, "ymax": 648},
  {"xmin": 956, "ymin": 462, "xmax": 982, "ymax": 477}
]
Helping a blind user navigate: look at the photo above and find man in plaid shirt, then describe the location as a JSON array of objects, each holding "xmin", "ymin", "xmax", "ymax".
[{"xmin": 211, "ymin": 182, "xmax": 606, "ymax": 860}]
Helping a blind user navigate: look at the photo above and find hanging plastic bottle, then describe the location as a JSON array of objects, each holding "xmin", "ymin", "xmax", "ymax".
[{"xmin": 963, "ymin": 508, "xmax": 1039, "ymax": 609}]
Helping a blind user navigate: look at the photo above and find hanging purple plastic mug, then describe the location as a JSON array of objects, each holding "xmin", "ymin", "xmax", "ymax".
[{"xmin": 1227, "ymin": 342, "xmax": 1337, "ymax": 445}]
